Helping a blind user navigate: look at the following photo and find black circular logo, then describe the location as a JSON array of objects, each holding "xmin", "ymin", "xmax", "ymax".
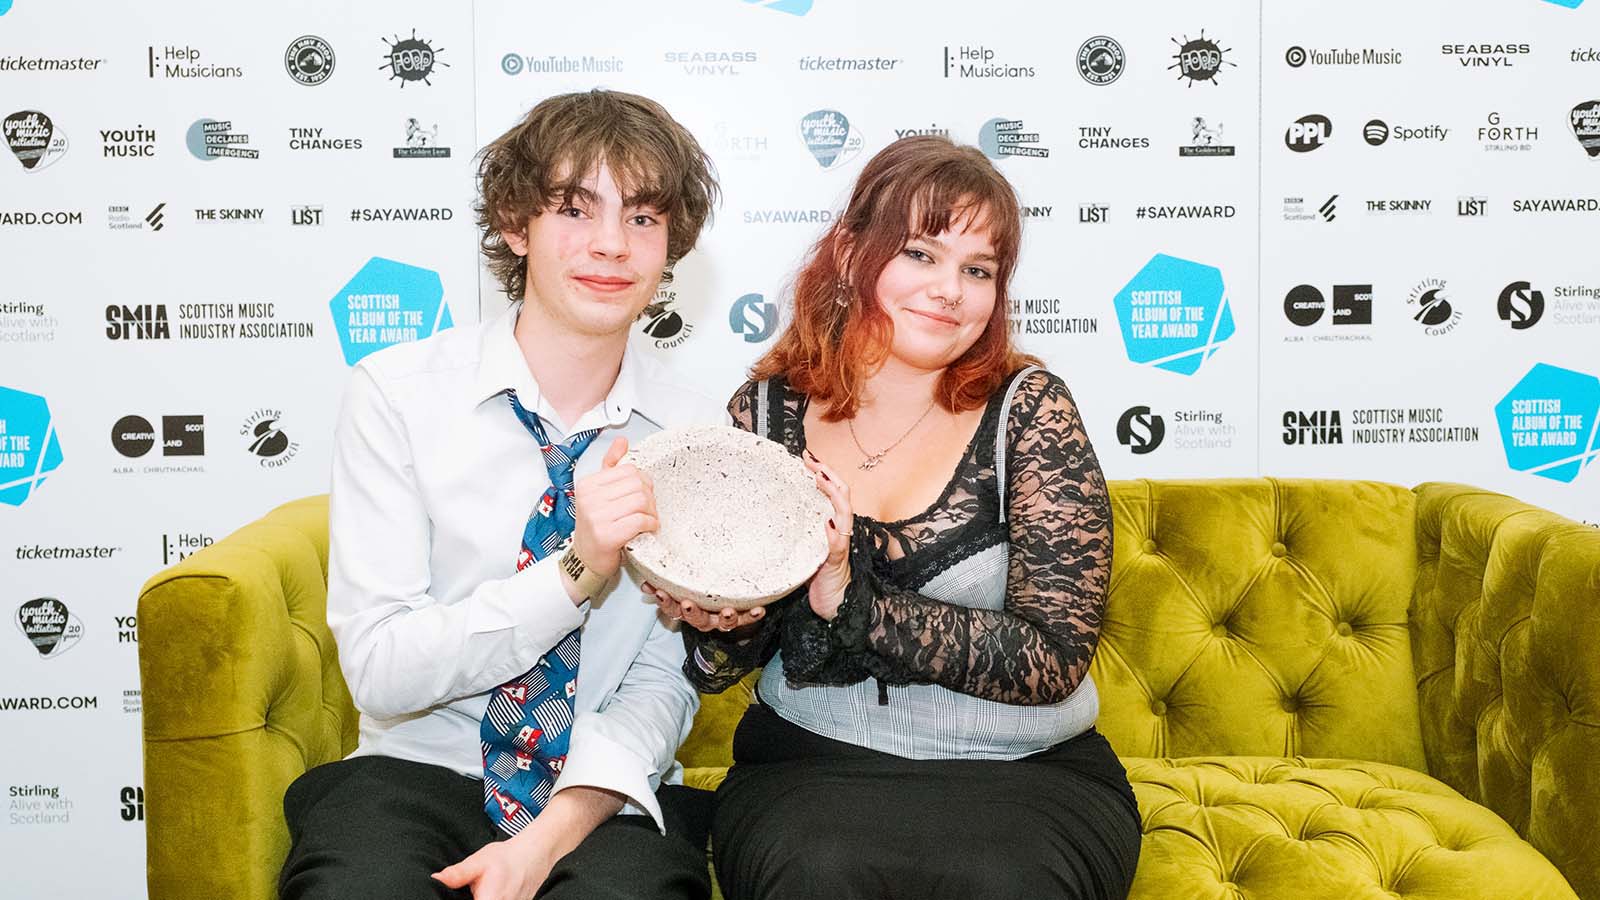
[
  {"xmin": 1364, "ymin": 119, "xmax": 1390, "ymax": 146},
  {"xmin": 285, "ymin": 35, "xmax": 335, "ymax": 86},
  {"xmin": 1415, "ymin": 289, "xmax": 1454, "ymax": 326},
  {"xmin": 382, "ymin": 30, "xmax": 446, "ymax": 86},
  {"xmin": 1077, "ymin": 37, "xmax": 1125, "ymax": 86},
  {"xmin": 1497, "ymin": 281, "xmax": 1545, "ymax": 330},
  {"xmin": 1116, "ymin": 406, "xmax": 1166, "ymax": 455},
  {"xmin": 1284, "ymin": 285, "xmax": 1327, "ymax": 326},
  {"xmin": 1285, "ymin": 46, "xmax": 1307, "ymax": 68},
  {"xmin": 112, "ymin": 415, "xmax": 156, "ymax": 458},
  {"xmin": 1285, "ymin": 114, "xmax": 1333, "ymax": 152},
  {"xmin": 247, "ymin": 419, "xmax": 290, "ymax": 458},
  {"xmin": 1171, "ymin": 31, "xmax": 1233, "ymax": 85}
]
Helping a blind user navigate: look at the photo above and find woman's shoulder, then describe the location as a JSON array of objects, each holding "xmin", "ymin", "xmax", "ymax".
[{"xmin": 1003, "ymin": 365, "xmax": 1072, "ymax": 407}]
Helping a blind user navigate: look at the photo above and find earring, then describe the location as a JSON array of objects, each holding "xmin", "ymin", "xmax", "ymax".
[{"xmin": 833, "ymin": 280, "xmax": 850, "ymax": 308}]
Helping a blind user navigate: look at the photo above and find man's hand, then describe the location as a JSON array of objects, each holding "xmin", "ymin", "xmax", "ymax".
[
  {"xmin": 432, "ymin": 787, "xmax": 626, "ymax": 899},
  {"xmin": 571, "ymin": 437, "xmax": 658, "ymax": 580}
]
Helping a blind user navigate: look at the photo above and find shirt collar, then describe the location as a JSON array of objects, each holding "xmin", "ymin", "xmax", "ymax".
[{"xmin": 474, "ymin": 301, "xmax": 639, "ymax": 430}]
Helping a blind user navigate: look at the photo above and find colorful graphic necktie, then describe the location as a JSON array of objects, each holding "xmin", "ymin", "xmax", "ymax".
[{"xmin": 479, "ymin": 389, "xmax": 600, "ymax": 835}]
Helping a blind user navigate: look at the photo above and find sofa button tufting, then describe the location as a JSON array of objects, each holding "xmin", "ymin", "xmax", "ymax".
[
  {"xmin": 1151, "ymin": 700, "xmax": 1168, "ymax": 716},
  {"xmin": 1281, "ymin": 696, "xmax": 1300, "ymax": 713},
  {"xmin": 1270, "ymin": 541, "xmax": 1288, "ymax": 558},
  {"xmin": 1211, "ymin": 623, "xmax": 1230, "ymax": 638},
  {"xmin": 1336, "ymin": 622, "xmax": 1354, "ymax": 637},
  {"xmin": 1142, "ymin": 538, "xmax": 1158, "ymax": 554}
]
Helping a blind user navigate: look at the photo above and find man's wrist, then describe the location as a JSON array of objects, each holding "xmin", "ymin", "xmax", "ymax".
[{"xmin": 559, "ymin": 545, "xmax": 612, "ymax": 604}]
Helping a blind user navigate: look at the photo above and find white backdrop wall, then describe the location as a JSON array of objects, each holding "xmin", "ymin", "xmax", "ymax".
[{"xmin": 1, "ymin": 0, "xmax": 1596, "ymax": 896}]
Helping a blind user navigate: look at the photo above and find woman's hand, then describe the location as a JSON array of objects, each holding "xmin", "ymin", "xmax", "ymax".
[
  {"xmin": 648, "ymin": 584, "xmax": 767, "ymax": 633},
  {"xmin": 803, "ymin": 449, "xmax": 852, "ymax": 621}
]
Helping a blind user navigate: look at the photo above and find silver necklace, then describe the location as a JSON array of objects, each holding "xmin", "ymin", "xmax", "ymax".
[{"xmin": 847, "ymin": 401, "xmax": 938, "ymax": 471}]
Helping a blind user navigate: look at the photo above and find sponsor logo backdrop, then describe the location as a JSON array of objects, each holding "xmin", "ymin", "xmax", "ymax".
[{"xmin": 2, "ymin": 0, "xmax": 1596, "ymax": 896}]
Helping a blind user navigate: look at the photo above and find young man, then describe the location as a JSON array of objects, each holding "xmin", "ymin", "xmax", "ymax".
[{"xmin": 278, "ymin": 90, "xmax": 723, "ymax": 900}]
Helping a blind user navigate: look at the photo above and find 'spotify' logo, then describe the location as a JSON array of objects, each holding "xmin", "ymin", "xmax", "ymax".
[
  {"xmin": 1116, "ymin": 406, "xmax": 1166, "ymax": 454},
  {"xmin": 1498, "ymin": 281, "xmax": 1545, "ymax": 329},
  {"xmin": 1571, "ymin": 100, "xmax": 1600, "ymax": 157},
  {"xmin": 1113, "ymin": 254, "xmax": 1234, "ymax": 375},
  {"xmin": 0, "ymin": 386, "xmax": 63, "ymax": 506},
  {"xmin": 798, "ymin": 109, "xmax": 862, "ymax": 169},
  {"xmin": 1495, "ymin": 363, "xmax": 1600, "ymax": 482},
  {"xmin": 381, "ymin": 30, "xmax": 447, "ymax": 87},
  {"xmin": 330, "ymin": 257, "xmax": 452, "ymax": 365},
  {"xmin": 728, "ymin": 292, "xmax": 778, "ymax": 343},
  {"xmin": 1169, "ymin": 30, "xmax": 1235, "ymax": 86},
  {"xmin": 4, "ymin": 110, "xmax": 69, "ymax": 171},
  {"xmin": 15, "ymin": 597, "xmax": 83, "ymax": 659},
  {"xmin": 284, "ymin": 36, "xmax": 334, "ymax": 85}
]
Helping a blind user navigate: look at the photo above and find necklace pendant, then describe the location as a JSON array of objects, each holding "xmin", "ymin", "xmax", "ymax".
[{"xmin": 859, "ymin": 454, "xmax": 883, "ymax": 471}]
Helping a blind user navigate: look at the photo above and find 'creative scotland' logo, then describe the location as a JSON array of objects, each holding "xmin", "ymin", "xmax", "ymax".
[
  {"xmin": 798, "ymin": 110, "xmax": 863, "ymax": 170},
  {"xmin": 728, "ymin": 292, "xmax": 778, "ymax": 343},
  {"xmin": 4, "ymin": 110, "xmax": 69, "ymax": 171},
  {"xmin": 1495, "ymin": 363, "xmax": 1600, "ymax": 482},
  {"xmin": 742, "ymin": 0, "xmax": 813, "ymax": 14},
  {"xmin": 0, "ymin": 386, "xmax": 63, "ymax": 506},
  {"xmin": 330, "ymin": 257, "xmax": 452, "ymax": 365},
  {"xmin": 1169, "ymin": 30, "xmax": 1235, "ymax": 86},
  {"xmin": 978, "ymin": 117, "xmax": 1049, "ymax": 159},
  {"xmin": 1113, "ymin": 254, "xmax": 1234, "ymax": 375},
  {"xmin": 185, "ymin": 118, "xmax": 257, "ymax": 160},
  {"xmin": 381, "ymin": 30, "xmax": 447, "ymax": 87},
  {"xmin": 284, "ymin": 36, "xmax": 335, "ymax": 86}
]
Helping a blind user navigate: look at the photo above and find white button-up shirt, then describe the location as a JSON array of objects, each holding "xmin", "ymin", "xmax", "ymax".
[{"xmin": 327, "ymin": 301, "xmax": 723, "ymax": 832}]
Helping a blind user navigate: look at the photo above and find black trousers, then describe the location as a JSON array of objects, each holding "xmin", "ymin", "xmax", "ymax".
[
  {"xmin": 712, "ymin": 704, "xmax": 1142, "ymax": 900},
  {"xmin": 279, "ymin": 755, "xmax": 712, "ymax": 900}
]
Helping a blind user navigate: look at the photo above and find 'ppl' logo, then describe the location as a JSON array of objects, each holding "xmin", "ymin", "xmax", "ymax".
[
  {"xmin": 1495, "ymin": 363, "xmax": 1600, "ymax": 482},
  {"xmin": 0, "ymin": 386, "xmax": 63, "ymax": 506},
  {"xmin": 1113, "ymin": 254, "xmax": 1234, "ymax": 375},
  {"xmin": 330, "ymin": 257, "xmax": 452, "ymax": 365}
]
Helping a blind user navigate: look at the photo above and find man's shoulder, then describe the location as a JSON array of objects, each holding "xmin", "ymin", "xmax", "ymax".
[
  {"xmin": 632, "ymin": 349, "xmax": 728, "ymax": 428},
  {"xmin": 353, "ymin": 317, "xmax": 485, "ymax": 390}
]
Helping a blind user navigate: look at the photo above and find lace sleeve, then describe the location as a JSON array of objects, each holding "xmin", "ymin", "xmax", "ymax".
[
  {"xmin": 678, "ymin": 379, "xmax": 788, "ymax": 694},
  {"xmin": 836, "ymin": 370, "xmax": 1112, "ymax": 705}
]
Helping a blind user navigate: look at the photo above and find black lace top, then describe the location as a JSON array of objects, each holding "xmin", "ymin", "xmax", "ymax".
[{"xmin": 683, "ymin": 368, "xmax": 1113, "ymax": 707}]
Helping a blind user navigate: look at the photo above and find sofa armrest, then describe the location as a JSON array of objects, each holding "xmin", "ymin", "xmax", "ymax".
[
  {"xmin": 138, "ymin": 496, "xmax": 356, "ymax": 900},
  {"xmin": 1411, "ymin": 483, "xmax": 1600, "ymax": 897}
]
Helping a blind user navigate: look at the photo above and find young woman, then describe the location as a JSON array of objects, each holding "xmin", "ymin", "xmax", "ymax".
[{"xmin": 656, "ymin": 135, "xmax": 1140, "ymax": 900}]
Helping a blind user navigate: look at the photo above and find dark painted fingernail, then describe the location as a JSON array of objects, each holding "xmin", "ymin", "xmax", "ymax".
[
  {"xmin": 828, "ymin": 518, "xmax": 835, "ymax": 529},
  {"xmin": 819, "ymin": 470, "xmax": 831, "ymax": 482}
]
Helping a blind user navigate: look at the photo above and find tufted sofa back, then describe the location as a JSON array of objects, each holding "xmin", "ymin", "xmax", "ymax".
[{"xmin": 1091, "ymin": 478, "xmax": 1427, "ymax": 769}]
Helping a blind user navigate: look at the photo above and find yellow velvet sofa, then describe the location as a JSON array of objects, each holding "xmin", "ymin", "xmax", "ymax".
[{"xmin": 138, "ymin": 480, "xmax": 1600, "ymax": 899}]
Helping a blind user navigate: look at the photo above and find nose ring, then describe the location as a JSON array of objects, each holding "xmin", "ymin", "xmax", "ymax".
[{"xmin": 938, "ymin": 296, "xmax": 963, "ymax": 311}]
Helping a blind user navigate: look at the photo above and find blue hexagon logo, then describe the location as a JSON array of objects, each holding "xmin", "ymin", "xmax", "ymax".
[
  {"xmin": 1113, "ymin": 253, "xmax": 1234, "ymax": 375},
  {"xmin": 329, "ymin": 257, "xmax": 452, "ymax": 366},
  {"xmin": 1543, "ymin": 0, "xmax": 1583, "ymax": 8},
  {"xmin": 1495, "ymin": 363, "xmax": 1600, "ymax": 483},
  {"xmin": 0, "ymin": 386, "xmax": 64, "ymax": 506}
]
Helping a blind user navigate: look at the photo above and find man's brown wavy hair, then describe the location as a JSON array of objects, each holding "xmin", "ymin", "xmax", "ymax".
[
  {"xmin": 751, "ymin": 135, "xmax": 1038, "ymax": 420},
  {"xmin": 475, "ymin": 90, "xmax": 719, "ymax": 300}
]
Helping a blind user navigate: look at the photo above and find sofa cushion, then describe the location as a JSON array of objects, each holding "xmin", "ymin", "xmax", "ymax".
[
  {"xmin": 1096, "ymin": 479, "xmax": 1427, "ymax": 770},
  {"xmin": 1129, "ymin": 756, "xmax": 1575, "ymax": 899}
]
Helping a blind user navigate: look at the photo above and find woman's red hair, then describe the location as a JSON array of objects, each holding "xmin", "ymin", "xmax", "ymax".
[{"xmin": 750, "ymin": 135, "xmax": 1040, "ymax": 420}]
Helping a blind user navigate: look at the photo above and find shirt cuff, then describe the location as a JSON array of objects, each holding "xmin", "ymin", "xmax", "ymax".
[
  {"xmin": 551, "ymin": 715, "xmax": 665, "ymax": 834},
  {"xmin": 467, "ymin": 554, "xmax": 588, "ymax": 664}
]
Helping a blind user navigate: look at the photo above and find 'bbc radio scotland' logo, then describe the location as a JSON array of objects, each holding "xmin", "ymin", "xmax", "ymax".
[
  {"xmin": 1113, "ymin": 254, "xmax": 1234, "ymax": 375},
  {"xmin": 331, "ymin": 257, "xmax": 452, "ymax": 365},
  {"xmin": 1496, "ymin": 363, "xmax": 1600, "ymax": 483},
  {"xmin": 15, "ymin": 598, "xmax": 83, "ymax": 659},
  {"xmin": 0, "ymin": 386, "xmax": 63, "ymax": 507}
]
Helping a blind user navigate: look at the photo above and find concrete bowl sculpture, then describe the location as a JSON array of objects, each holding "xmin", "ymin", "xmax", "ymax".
[{"xmin": 622, "ymin": 425, "xmax": 831, "ymax": 611}]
